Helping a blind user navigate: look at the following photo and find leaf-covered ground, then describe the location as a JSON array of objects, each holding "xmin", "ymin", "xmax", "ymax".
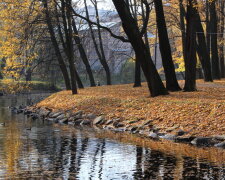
[{"xmin": 37, "ymin": 80, "xmax": 225, "ymax": 137}]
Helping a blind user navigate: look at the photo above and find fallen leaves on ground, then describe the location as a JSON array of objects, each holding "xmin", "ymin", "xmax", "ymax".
[{"xmin": 37, "ymin": 79, "xmax": 225, "ymax": 137}]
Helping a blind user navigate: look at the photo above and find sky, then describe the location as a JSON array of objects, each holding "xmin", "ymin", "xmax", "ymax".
[{"xmin": 78, "ymin": 0, "xmax": 115, "ymax": 10}]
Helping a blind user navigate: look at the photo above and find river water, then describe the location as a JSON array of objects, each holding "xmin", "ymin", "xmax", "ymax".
[{"xmin": 0, "ymin": 95, "xmax": 225, "ymax": 179}]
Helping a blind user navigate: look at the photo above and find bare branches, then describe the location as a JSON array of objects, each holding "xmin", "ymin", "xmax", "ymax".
[
  {"xmin": 61, "ymin": 1, "xmax": 130, "ymax": 43},
  {"xmin": 71, "ymin": 9, "xmax": 130, "ymax": 42},
  {"xmin": 140, "ymin": 0, "xmax": 152, "ymax": 36}
]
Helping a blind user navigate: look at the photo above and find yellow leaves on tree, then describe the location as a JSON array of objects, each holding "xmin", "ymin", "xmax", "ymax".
[{"xmin": 0, "ymin": 0, "xmax": 41, "ymax": 79}]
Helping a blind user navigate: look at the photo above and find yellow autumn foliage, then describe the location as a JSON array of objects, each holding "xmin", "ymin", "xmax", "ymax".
[{"xmin": 0, "ymin": 0, "xmax": 42, "ymax": 78}]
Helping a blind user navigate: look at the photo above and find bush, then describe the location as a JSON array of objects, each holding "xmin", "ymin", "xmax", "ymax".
[{"xmin": 0, "ymin": 79, "xmax": 59, "ymax": 94}]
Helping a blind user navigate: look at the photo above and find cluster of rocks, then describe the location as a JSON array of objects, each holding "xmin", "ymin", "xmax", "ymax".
[
  {"xmin": 13, "ymin": 106, "xmax": 225, "ymax": 150},
  {"xmin": 148, "ymin": 131, "xmax": 225, "ymax": 148},
  {"xmin": 26, "ymin": 107, "xmax": 126, "ymax": 128},
  {"xmin": 10, "ymin": 106, "xmax": 26, "ymax": 114}
]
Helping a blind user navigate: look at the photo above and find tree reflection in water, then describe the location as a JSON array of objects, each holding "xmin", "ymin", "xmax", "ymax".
[{"xmin": 0, "ymin": 95, "xmax": 225, "ymax": 179}]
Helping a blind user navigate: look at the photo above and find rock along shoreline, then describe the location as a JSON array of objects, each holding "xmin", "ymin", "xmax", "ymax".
[{"xmin": 13, "ymin": 105, "xmax": 225, "ymax": 150}]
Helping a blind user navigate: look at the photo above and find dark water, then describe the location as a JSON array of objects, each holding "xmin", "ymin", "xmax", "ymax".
[{"xmin": 0, "ymin": 95, "xmax": 225, "ymax": 179}]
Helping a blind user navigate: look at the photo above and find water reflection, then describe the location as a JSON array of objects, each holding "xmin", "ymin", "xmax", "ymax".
[{"xmin": 0, "ymin": 95, "xmax": 225, "ymax": 179}]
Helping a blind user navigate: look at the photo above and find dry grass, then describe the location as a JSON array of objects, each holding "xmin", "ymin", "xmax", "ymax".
[{"xmin": 37, "ymin": 79, "xmax": 225, "ymax": 136}]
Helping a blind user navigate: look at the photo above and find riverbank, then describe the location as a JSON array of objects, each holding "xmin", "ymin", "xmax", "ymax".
[
  {"xmin": 0, "ymin": 79, "xmax": 59, "ymax": 95},
  {"xmin": 27, "ymin": 80, "xmax": 225, "ymax": 148}
]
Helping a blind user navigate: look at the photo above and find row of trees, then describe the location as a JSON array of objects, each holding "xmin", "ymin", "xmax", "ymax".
[{"xmin": 0, "ymin": 0, "xmax": 224, "ymax": 97}]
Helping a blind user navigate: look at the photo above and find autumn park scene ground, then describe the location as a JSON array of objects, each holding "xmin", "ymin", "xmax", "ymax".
[
  {"xmin": 0, "ymin": 0, "xmax": 225, "ymax": 179},
  {"xmin": 36, "ymin": 80, "xmax": 225, "ymax": 137}
]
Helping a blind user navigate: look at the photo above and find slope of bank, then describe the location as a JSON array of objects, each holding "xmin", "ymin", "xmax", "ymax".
[{"xmin": 35, "ymin": 80, "xmax": 225, "ymax": 138}]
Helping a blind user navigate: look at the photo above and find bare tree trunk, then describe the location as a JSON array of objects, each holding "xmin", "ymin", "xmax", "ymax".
[
  {"xmin": 112, "ymin": 0, "xmax": 168, "ymax": 97},
  {"xmin": 218, "ymin": 0, "xmax": 225, "ymax": 78},
  {"xmin": 180, "ymin": 0, "xmax": 213, "ymax": 82},
  {"xmin": 154, "ymin": 0, "xmax": 181, "ymax": 91},
  {"xmin": 184, "ymin": 0, "xmax": 197, "ymax": 91},
  {"xmin": 25, "ymin": 68, "xmax": 32, "ymax": 81},
  {"xmin": 92, "ymin": 0, "xmax": 111, "ymax": 85},
  {"xmin": 64, "ymin": 0, "xmax": 78, "ymax": 94},
  {"xmin": 195, "ymin": 4, "xmax": 213, "ymax": 82},
  {"xmin": 42, "ymin": 0, "xmax": 71, "ymax": 90},
  {"xmin": 133, "ymin": 1, "xmax": 152, "ymax": 88},
  {"xmin": 72, "ymin": 19, "xmax": 96, "ymax": 87},
  {"xmin": 206, "ymin": 0, "xmax": 211, "ymax": 54},
  {"xmin": 179, "ymin": 0, "xmax": 186, "ymax": 61},
  {"xmin": 133, "ymin": 59, "xmax": 142, "ymax": 87},
  {"xmin": 84, "ymin": 0, "xmax": 111, "ymax": 85},
  {"xmin": 210, "ymin": 0, "xmax": 221, "ymax": 79},
  {"xmin": 133, "ymin": 0, "xmax": 142, "ymax": 87},
  {"xmin": 56, "ymin": 1, "xmax": 83, "ymax": 90},
  {"xmin": 74, "ymin": 68, "xmax": 84, "ymax": 89}
]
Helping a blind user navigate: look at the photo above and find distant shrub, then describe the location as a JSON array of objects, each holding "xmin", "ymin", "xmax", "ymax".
[{"xmin": 0, "ymin": 79, "xmax": 59, "ymax": 94}]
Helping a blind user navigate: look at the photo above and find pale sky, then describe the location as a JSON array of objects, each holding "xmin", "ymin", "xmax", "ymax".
[{"xmin": 78, "ymin": 0, "xmax": 115, "ymax": 10}]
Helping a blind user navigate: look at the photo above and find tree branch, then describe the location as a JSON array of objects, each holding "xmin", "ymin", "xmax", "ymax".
[
  {"xmin": 67, "ymin": 3, "xmax": 130, "ymax": 43},
  {"xmin": 140, "ymin": 0, "xmax": 152, "ymax": 35}
]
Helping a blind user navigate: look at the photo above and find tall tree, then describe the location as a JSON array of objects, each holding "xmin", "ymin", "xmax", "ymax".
[
  {"xmin": 84, "ymin": 0, "xmax": 111, "ymax": 85},
  {"xmin": 112, "ymin": 0, "xmax": 168, "ymax": 97},
  {"xmin": 55, "ymin": 2, "xmax": 83, "ymax": 89},
  {"xmin": 195, "ymin": 4, "xmax": 213, "ymax": 82},
  {"xmin": 206, "ymin": 0, "xmax": 211, "ymax": 53},
  {"xmin": 210, "ymin": 0, "xmax": 220, "ymax": 79},
  {"xmin": 183, "ymin": 0, "xmax": 197, "ymax": 91},
  {"xmin": 153, "ymin": 0, "xmax": 181, "ymax": 91},
  {"xmin": 179, "ymin": 0, "xmax": 186, "ymax": 61},
  {"xmin": 133, "ymin": 0, "xmax": 142, "ymax": 87},
  {"xmin": 133, "ymin": 1, "xmax": 152, "ymax": 88},
  {"xmin": 179, "ymin": 0, "xmax": 213, "ymax": 82},
  {"xmin": 92, "ymin": 0, "xmax": 111, "ymax": 85},
  {"xmin": 72, "ymin": 19, "xmax": 96, "ymax": 87},
  {"xmin": 218, "ymin": 0, "xmax": 225, "ymax": 78},
  {"xmin": 133, "ymin": 60, "xmax": 142, "ymax": 87},
  {"xmin": 42, "ymin": 0, "xmax": 71, "ymax": 90},
  {"xmin": 63, "ymin": 0, "xmax": 78, "ymax": 94}
]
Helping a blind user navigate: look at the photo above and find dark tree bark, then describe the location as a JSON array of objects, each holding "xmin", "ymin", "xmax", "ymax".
[
  {"xmin": 133, "ymin": 1, "xmax": 143, "ymax": 88},
  {"xmin": 206, "ymin": 0, "xmax": 211, "ymax": 53},
  {"xmin": 55, "ymin": 2, "xmax": 83, "ymax": 90},
  {"xmin": 0, "ymin": 62, "xmax": 3, "ymax": 79},
  {"xmin": 74, "ymin": 68, "xmax": 84, "ymax": 89},
  {"xmin": 218, "ymin": 0, "xmax": 225, "ymax": 78},
  {"xmin": 133, "ymin": 2, "xmax": 151, "ymax": 88},
  {"xmin": 133, "ymin": 59, "xmax": 142, "ymax": 87},
  {"xmin": 179, "ymin": 0, "xmax": 186, "ymax": 61},
  {"xmin": 179, "ymin": 0, "xmax": 213, "ymax": 82},
  {"xmin": 153, "ymin": 0, "xmax": 181, "ymax": 91},
  {"xmin": 25, "ymin": 68, "xmax": 32, "ymax": 81},
  {"xmin": 63, "ymin": 0, "xmax": 78, "ymax": 94},
  {"xmin": 84, "ymin": 0, "xmax": 111, "ymax": 85},
  {"xmin": 112, "ymin": 0, "xmax": 168, "ymax": 97},
  {"xmin": 92, "ymin": 0, "xmax": 111, "ymax": 85},
  {"xmin": 195, "ymin": 7, "xmax": 213, "ymax": 82},
  {"xmin": 72, "ymin": 19, "xmax": 96, "ymax": 87},
  {"xmin": 43, "ymin": 0, "xmax": 71, "ymax": 90},
  {"xmin": 183, "ymin": 0, "xmax": 197, "ymax": 91},
  {"xmin": 210, "ymin": 1, "xmax": 221, "ymax": 79}
]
